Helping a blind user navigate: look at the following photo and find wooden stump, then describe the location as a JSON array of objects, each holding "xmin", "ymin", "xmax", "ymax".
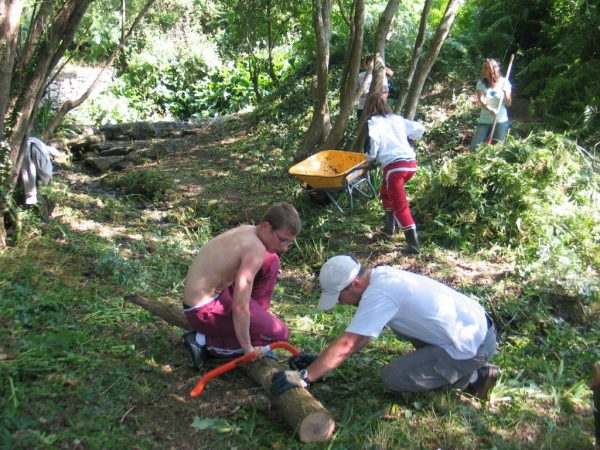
[{"xmin": 125, "ymin": 294, "xmax": 335, "ymax": 443}]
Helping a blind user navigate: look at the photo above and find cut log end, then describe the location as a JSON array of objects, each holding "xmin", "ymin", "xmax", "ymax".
[{"xmin": 299, "ymin": 411, "xmax": 335, "ymax": 443}]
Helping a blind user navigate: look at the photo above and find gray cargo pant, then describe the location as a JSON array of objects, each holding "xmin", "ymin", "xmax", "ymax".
[{"xmin": 381, "ymin": 322, "xmax": 497, "ymax": 392}]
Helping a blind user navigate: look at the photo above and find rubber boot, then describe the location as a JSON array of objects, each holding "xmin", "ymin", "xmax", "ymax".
[
  {"xmin": 383, "ymin": 209, "xmax": 397, "ymax": 236},
  {"xmin": 402, "ymin": 227, "xmax": 420, "ymax": 254}
]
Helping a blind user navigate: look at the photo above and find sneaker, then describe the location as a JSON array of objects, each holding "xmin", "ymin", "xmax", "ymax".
[
  {"xmin": 468, "ymin": 364, "xmax": 499, "ymax": 400},
  {"xmin": 183, "ymin": 332, "xmax": 207, "ymax": 371}
]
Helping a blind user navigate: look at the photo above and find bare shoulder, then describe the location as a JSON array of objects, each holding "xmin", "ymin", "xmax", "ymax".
[{"xmin": 214, "ymin": 225, "xmax": 264, "ymax": 253}]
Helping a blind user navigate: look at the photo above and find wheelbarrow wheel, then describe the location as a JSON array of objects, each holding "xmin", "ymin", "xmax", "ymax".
[{"xmin": 306, "ymin": 187, "xmax": 331, "ymax": 206}]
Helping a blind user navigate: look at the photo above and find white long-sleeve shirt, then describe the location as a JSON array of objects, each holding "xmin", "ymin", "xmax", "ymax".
[
  {"xmin": 365, "ymin": 114, "xmax": 425, "ymax": 168},
  {"xmin": 21, "ymin": 137, "xmax": 59, "ymax": 205}
]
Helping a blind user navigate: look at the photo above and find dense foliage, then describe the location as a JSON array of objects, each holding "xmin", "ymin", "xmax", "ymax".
[
  {"xmin": 453, "ymin": 0, "xmax": 600, "ymax": 144},
  {"xmin": 412, "ymin": 132, "xmax": 598, "ymax": 300}
]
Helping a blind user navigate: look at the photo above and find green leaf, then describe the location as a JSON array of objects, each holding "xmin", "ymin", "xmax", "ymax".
[{"xmin": 190, "ymin": 416, "xmax": 233, "ymax": 433}]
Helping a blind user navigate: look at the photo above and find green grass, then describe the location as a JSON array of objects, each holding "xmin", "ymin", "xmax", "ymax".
[{"xmin": 1, "ymin": 106, "xmax": 599, "ymax": 448}]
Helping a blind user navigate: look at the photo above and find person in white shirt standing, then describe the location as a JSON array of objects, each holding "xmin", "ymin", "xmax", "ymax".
[
  {"xmin": 363, "ymin": 96, "xmax": 425, "ymax": 253},
  {"xmin": 469, "ymin": 58, "xmax": 512, "ymax": 150},
  {"xmin": 271, "ymin": 255, "xmax": 499, "ymax": 401}
]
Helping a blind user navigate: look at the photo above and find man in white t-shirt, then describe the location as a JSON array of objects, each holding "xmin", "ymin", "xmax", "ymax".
[{"xmin": 271, "ymin": 255, "xmax": 499, "ymax": 400}]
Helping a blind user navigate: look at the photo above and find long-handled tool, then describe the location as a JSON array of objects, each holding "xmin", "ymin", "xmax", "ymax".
[
  {"xmin": 190, "ymin": 341, "xmax": 300, "ymax": 397},
  {"xmin": 487, "ymin": 54, "xmax": 515, "ymax": 145}
]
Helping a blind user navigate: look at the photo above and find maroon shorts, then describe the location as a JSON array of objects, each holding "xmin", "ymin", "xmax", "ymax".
[{"xmin": 183, "ymin": 251, "xmax": 289, "ymax": 350}]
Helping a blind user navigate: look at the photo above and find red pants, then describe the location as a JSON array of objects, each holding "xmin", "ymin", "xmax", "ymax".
[
  {"xmin": 183, "ymin": 251, "xmax": 289, "ymax": 350},
  {"xmin": 381, "ymin": 160, "xmax": 417, "ymax": 230}
]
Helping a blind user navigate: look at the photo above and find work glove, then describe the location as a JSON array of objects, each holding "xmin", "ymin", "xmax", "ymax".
[
  {"xmin": 271, "ymin": 370, "xmax": 310, "ymax": 397},
  {"xmin": 288, "ymin": 352, "xmax": 318, "ymax": 371}
]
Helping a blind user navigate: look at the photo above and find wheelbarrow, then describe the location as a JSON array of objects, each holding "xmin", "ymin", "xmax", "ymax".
[{"xmin": 288, "ymin": 150, "xmax": 377, "ymax": 214}]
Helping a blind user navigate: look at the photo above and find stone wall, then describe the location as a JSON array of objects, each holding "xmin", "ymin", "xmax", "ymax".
[{"xmin": 43, "ymin": 64, "xmax": 114, "ymax": 110}]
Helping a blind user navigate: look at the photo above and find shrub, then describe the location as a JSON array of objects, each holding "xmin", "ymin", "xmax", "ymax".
[
  {"xmin": 110, "ymin": 169, "xmax": 175, "ymax": 201},
  {"xmin": 412, "ymin": 131, "xmax": 599, "ymax": 298}
]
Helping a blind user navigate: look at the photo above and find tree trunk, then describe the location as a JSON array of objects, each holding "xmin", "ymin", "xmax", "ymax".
[
  {"xmin": 323, "ymin": 0, "xmax": 365, "ymax": 149},
  {"xmin": 0, "ymin": 0, "xmax": 23, "ymax": 246},
  {"xmin": 351, "ymin": 0, "xmax": 400, "ymax": 151},
  {"xmin": 43, "ymin": 0, "xmax": 157, "ymax": 140},
  {"xmin": 593, "ymin": 361, "xmax": 600, "ymax": 447},
  {"xmin": 395, "ymin": 0, "xmax": 433, "ymax": 115},
  {"xmin": 299, "ymin": 0, "xmax": 333, "ymax": 159},
  {"xmin": 403, "ymin": 0, "xmax": 463, "ymax": 120},
  {"xmin": 266, "ymin": 0, "xmax": 278, "ymax": 84},
  {"xmin": 336, "ymin": 0, "xmax": 354, "ymax": 99},
  {"xmin": 0, "ymin": 0, "xmax": 93, "ymax": 248},
  {"xmin": 7, "ymin": 1, "xmax": 94, "ymax": 189},
  {"xmin": 16, "ymin": 0, "xmax": 53, "ymax": 77},
  {"xmin": 125, "ymin": 294, "xmax": 335, "ymax": 443},
  {"xmin": 0, "ymin": 0, "xmax": 24, "ymax": 135}
]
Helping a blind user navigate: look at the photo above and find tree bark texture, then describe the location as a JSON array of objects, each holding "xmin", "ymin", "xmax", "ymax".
[
  {"xmin": 396, "ymin": 0, "xmax": 433, "ymax": 115},
  {"xmin": 0, "ymin": 0, "xmax": 24, "ymax": 135},
  {"xmin": 323, "ymin": 0, "xmax": 365, "ymax": 149},
  {"xmin": 0, "ymin": 0, "xmax": 25, "ymax": 247},
  {"xmin": 299, "ymin": 0, "xmax": 333, "ymax": 159},
  {"xmin": 403, "ymin": 0, "xmax": 463, "ymax": 120},
  {"xmin": 125, "ymin": 294, "xmax": 335, "ymax": 443}
]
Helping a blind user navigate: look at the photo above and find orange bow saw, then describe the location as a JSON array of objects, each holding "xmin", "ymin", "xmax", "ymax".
[{"xmin": 190, "ymin": 341, "xmax": 300, "ymax": 397}]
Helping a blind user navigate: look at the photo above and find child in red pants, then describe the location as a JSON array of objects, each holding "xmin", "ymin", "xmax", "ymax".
[{"xmin": 363, "ymin": 96, "xmax": 425, "ymax": 253}]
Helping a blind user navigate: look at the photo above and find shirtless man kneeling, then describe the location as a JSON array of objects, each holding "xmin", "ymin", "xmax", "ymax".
[{"xmin": 182, "ymin": 201, "xmax": 301, "ymax": 370}]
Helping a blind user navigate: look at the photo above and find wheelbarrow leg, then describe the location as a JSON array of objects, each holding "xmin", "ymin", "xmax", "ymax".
[
  {"xmin": 324, "ymin": 190, "xmax": 346, "ymax": 214},
  {"xmin": 346, "ymin": 184, "xmax": 354, "ymax": 212}
]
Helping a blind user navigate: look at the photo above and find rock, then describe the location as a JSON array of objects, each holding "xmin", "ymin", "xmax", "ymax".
[
  {"xmin": 67, "ymin": 134, "xmax": 105, "ymax": 157},
  {"xmin": 100, "ymin": 121, "xmax": 194, "ymax": 141},
  {"xmin": 84, "ymin": 155, "xmax": 125, "ymax": 172},
  {"xmin": 125, "ymin": 147, "xmax": 162, "ymax": 164},
  {"xmin": 90, "ymin": 142, "xmax": 117, "ymax": 152},
  {"xmin": 113, "ymin": 160, "xmax": 137, "ymax": 171},
  {"xmin": 99, "ymin": 146, "xmax": 135, "ymax": 157}
]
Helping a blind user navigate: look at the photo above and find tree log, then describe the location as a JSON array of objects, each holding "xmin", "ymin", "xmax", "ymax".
[{"xmin": 125, "ymin": 294, "xmax": 335, "ymax": 443}]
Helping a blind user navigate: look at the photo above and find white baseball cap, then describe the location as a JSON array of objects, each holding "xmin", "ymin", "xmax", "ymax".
[{"xmin": 318, "ymin": 255, "xmax": 361, "ymax": 310}]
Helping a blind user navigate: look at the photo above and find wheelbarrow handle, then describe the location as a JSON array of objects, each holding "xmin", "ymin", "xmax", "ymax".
[
  {"xmin": 347, "ymin": 163, "xmax": 374, "ymax": 174},
  {"xmin": 190, "ymin": 341, "xmax": 300, "ymax": 397}
]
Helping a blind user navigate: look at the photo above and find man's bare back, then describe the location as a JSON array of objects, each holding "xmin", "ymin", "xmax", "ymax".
[{"xmin": 183, "ymin": 225, "xmax": 265, "ymax": 307}]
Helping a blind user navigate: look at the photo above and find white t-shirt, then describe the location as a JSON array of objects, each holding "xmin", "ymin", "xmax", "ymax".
[
  {"xmin": 346, "ymin": 266, "xmax": 488, "ymax": 360},
  {"xmin": 476, "ymin": 76, "xmax": 512, "ymax": 124}
]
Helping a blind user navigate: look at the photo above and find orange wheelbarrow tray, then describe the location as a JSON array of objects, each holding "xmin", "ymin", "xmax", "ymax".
[{"xmin": 288, "ymin": 150, "xmax": 377, "ymax": 214}]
